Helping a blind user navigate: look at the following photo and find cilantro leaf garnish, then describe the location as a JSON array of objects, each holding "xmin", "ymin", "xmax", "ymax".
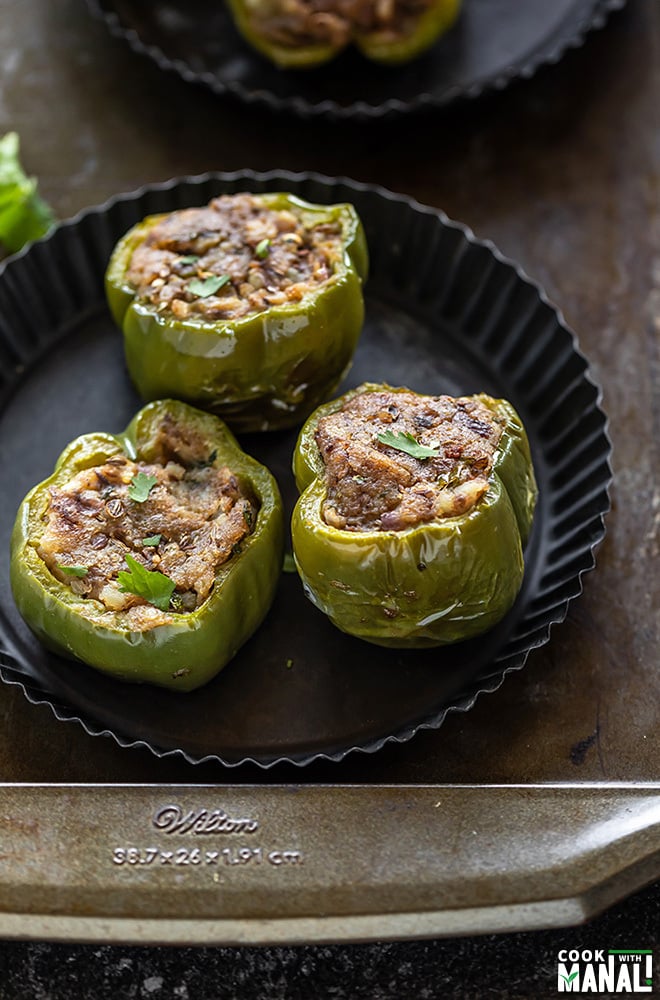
[
  {"xmin": 57, "ymin": 564, "xmax": 88, "ymax": 578},
  {"xmin": 142, "ymin": 534, "xmax": 161, "ymax": 547},
  {"xmin": 255, "ymin": 238, "xmax": 271, "ymax": 259},
  {"xmin": 187, "ymin": 274, "xmax": 230, "ymax": 298},
  {"xmin": 283, "ymin": 553, "xmax": 297, "ymax": 574},
  {"xmin": 437, "ymin": 471, "xmax": 460, "ymax": 491},
  {"xmin": 117, "ymin": 554, "xmax": 176, "ymax": 612},
  {"xmin": 178, "ymin": 254, "xmax": 199, "ymax": 266},
  {"xmin": 170, "ymin": 592, "xmax": 184, "ymax": 612},
  {"xmin": 128, "ymin": 471, "xmax": 158, "ymax": 503},
  {"xmin": 376, "ymin": 430, "xmax": 440, "ymax": 460},
  {"xmin": 0, "ymin": 132, "xmax": 55, "ymax": 253},
  {"xmin": 195, "ymin": 449, "xmax": 217, "ymax": 469}
]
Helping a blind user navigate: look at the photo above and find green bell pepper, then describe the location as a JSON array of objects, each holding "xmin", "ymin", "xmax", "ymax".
[
  {"xmin": 105, "ymin": 193, "xmax": 368, "ymax": 433},
  {"xmin": 226, "ymin": 0, "xmax": 461, "ymax": 69},
  {"xmin": 10, "ymin": 400, "xmax": 284, "ymax": 690},
  {"xmin": 291, "ymin": 383, "xmax": 537, "ymax": 647}
]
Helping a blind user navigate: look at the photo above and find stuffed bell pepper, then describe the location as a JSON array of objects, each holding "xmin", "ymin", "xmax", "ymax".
[
  {"xmin": 291, "ymin": 383, "xmax": 537, "ymax": 647},
  {"xmin": 226, "ymin": 0, "xmax": 462, "ymax": 68},
  {"xmin": 10, "ymin": 400, "xmax": 284, "ymax": 690},
  {"xmin": 105, "ymin": 193, "xmax": 368, "ymax": 433}
]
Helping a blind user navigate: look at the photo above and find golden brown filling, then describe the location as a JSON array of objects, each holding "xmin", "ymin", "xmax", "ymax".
[
  {"xmin": 127, "ymin": 193, "xmax": 342, "ymax": 323},
  {"xmin": 251, "ymin": 0, "xmax": 434, "ymax": 49},
  {"xmin": 315, "ymin": 390, "xmax": 503, "ymax": 532},
  {"xmin": 38, "ymin": 418, "xmax": 256, "ymax": 626}
]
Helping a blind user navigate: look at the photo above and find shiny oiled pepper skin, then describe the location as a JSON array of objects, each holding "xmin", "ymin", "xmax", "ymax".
[
  {"xmin": 105, "ymin": 194, "xmax": 368, "ymax": 433},
  {"xmin": 10, "ymin": 400, "xmax": 284, "ymax": 691},
  {"xmin": 227, "ymin": 0, "xmax": 462, "ymax": 69},
  {"xmin": 291, "ymin": 384, "xmax": 537, "ymax": 648}
]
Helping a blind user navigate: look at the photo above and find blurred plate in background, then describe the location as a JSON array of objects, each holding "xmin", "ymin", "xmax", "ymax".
[{"xmin": 85, "ymin": 0, "xmax": 625, "ymax": 120}]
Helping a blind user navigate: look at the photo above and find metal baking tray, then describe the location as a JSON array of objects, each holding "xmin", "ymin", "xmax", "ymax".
[
  {"xmin": 1, "ymin": 783, "xmax": 659, "ymax": 943},
  {"xmin": 0, "ymin": 171, "xmax": 658, "ymax": 943}
]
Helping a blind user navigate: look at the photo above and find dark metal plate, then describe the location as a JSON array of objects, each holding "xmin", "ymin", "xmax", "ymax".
[
  {"xmin": 0, "ymin": 171, "xmax": 611, "ymax": 767},
  {"xmin": 85, "ymin": 0, "xmax": 626, "ymax": 120}
]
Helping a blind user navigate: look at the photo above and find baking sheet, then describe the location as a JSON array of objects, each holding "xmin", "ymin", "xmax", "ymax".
[
  {"xmin": 0, "ymin": 0, "xmax": 656, "ymax": 945},
  {"xmin": 1, "ymin": 783, "xmax": 659, "ymax": 943}
]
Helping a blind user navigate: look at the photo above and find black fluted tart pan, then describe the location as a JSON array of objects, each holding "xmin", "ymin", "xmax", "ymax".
[{"xmin": 0, "ymin": 171, "xmax": 611, "ymax": 767}]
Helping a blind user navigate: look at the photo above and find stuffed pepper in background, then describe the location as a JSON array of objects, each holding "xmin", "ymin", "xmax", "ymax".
[
  {"xmin": 105, "ymin": 193, "xmax": 368, "ymax": 433},
  {"xmin": 292, "ymin": 383, "xmax": 537, "ymax": 647},
  {"xmin": 226, "ymin": 0, "xmax": 462, "ymax": 68},
  {"xmin": 10, "ymin": 400, "xmax": 284, "ymax": 690}
]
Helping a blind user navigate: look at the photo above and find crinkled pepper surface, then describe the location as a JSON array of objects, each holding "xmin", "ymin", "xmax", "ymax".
[
  {"xmin": 105, "ymin": 193, "xmax": 368, "ymax": 433},
  {"xmin": 227, "ymin": 0, "xmax": 462, "ymax": 68},
  {"xmin": 10, "ymin": 400, "xmax": 284, "ymax": 690},
  {"xmin": 291, "ymin": 384, "xmax": 538, "ymax": 647}
]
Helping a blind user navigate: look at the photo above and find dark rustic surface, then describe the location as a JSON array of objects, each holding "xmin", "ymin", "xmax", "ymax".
[
  {"xmin": 0, "ymin": 0, "xmax": 658, "ymax": 993},
  {"xmin": 0, "ymin": 0, "xmax": 656, "ymax": 786}
]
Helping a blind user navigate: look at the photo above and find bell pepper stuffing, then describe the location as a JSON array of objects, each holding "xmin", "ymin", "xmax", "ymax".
[
  {"xmin": 10, "ymin": 400, "xmax": 284, "ymax": 690},
  {"xmin": 38, "ymin": 436, "xmax": 256, "ymax": 620},
  {"xmin": 291, "ymin": 383, "xmax": 537, "ymax": 647},
  {"xmin": 106, "ymin": 192, "xmax": 368, "ymax": 432}
]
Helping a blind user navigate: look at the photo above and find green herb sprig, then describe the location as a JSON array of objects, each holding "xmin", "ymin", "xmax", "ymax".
[
  {"xmin": 283, "ymin": 553, "xmax": 297, "ymax": 574},
  {"xmin": 376, "ymin": 430, "xmax": 440, "ymax": 460},
  {"xmin": 255, "ymin": 238, "xmax": 271, "ymax": 259},
  {"xmin": 128, "ymin": 472, "xmax": 158, "ymax": 503},
  {"xmin": 195, "ymin": 449, "xmax": 217, "ymax": 469},
  {"xmin": 187, "ymin": 274, "xmax": 230, "ymax": 298},
  {"xmin": 117, "ymin": 554, "xmax": 176, "ymax": 612},
  {"xmin": 0, "ymin": 132, "xmax": 55, "ymax": 253},
  {"xmin": 57, "ymin": 564, "xmax": 88, "ymax": 578}
]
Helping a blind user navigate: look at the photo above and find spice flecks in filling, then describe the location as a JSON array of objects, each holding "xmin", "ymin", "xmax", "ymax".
[
  {"xmin": 315, "ymin": 390, "xmax": 504, "ymax": 532},
  {"xmin": 127, "ymin": 193, "xmax": 343, "ymax": 323},
  {"xmin": 37, "ymin": 417, "xmax": 256, "ymax": 626}
]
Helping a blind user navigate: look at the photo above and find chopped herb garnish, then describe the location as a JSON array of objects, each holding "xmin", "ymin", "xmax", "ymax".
[
  {"xmin": 142, "ymin": 534, "xmax": 161, "ymax": 547},
  {"xmin": 376, "ymin": 430, "xmax": 440, "ymax": 460},
  {"xmin": 170, "ymin": 592, "xmax": 184, "ymax": 613},
  {"xmin": 57, "ymin": 564, "xmax": 88, "ymax": 578},
  {"xmin": 283, "ymin": 553, "xmax": 297, "ymax": 574},
  {"xmin": 117, "ymin": 554, "xmax": 176, "ymax": 612},
  {"xmin": 437, "ymin": 472, "xmax": 460, "ymax": 491},
  {"xmin": 128, "ymin": 471, "xmax": 158, "ymax": 503},
  {"xmin": 178, "ymin": 254, "xmax": 199, "ymax": 266},
  {"xmin": 195, "ymin": 449, "xmax": 217, "ymax": 469},
  {"xmin": 255, "ymin": 238, "xmax": 271, "ymax": 259},
  {"xmin": 187, "ymin": 274, "xmax": 230, "ymax": 298}
]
